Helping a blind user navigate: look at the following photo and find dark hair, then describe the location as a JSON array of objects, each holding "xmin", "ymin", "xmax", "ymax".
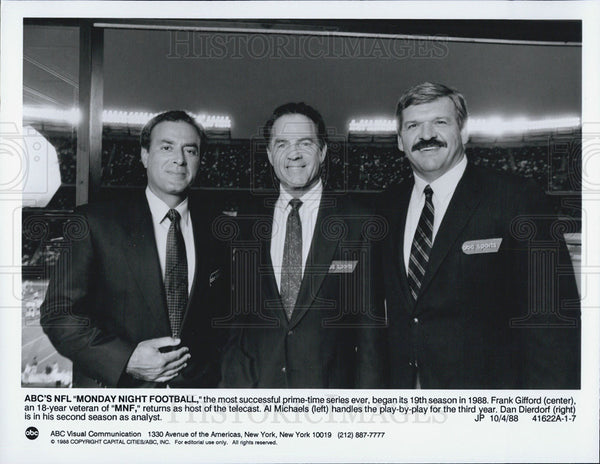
[
  {"xmin": 140, "ymin": 110, "xmax": 207, "ymax": 155},
  {"xmin": 396, "ymin": 82, "xmax": 468, "ymax": 131},
  {"xmin": 263, "ymin": 102, "xmax": 327, "ymax": 148}
]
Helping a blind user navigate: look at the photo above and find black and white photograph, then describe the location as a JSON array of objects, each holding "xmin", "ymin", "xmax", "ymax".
[{"xmin": 1, "ymin": 1, "xmax": 599, "ymax": 463}]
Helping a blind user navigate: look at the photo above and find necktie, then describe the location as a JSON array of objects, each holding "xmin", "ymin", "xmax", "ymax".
[
  {"xmin": 407, "ymin": 185, "xmax": 434, "ymax": 301},
  {"xmin": 165, "ymin": 208, "xmax": 188, "ymax": 337},
  {"xmin": 281, "ymin": 199, "xmax": 303, "ymax": 320}
]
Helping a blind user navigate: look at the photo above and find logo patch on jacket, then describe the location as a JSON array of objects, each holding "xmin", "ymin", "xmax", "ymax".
[
  {"xmin": 328, "ymin": 260, "xmax": 358, "ymax": 273},
  {"xmin": 461, "ymin": 238, "xmax": 502, "ymax": 255},
  {"xmin": 209, "ymin": 269, "xmax": 221, "ymax": 286}
]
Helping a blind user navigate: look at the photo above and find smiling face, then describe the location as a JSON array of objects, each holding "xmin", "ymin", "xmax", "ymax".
[
  {"xmin": 398, "ymin": 96, "xmax": 468, "ymax": 183},
  {"xmin": 267, "ymin": 113, "xmax": 327, "ymax": 195},
  {"xmin": 141, "ymin": 120, "xmax": 201, "ymax": 207}
]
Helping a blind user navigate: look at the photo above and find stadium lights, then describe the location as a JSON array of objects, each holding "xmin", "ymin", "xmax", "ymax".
[
  {"xmin": 103, "ymin": 109, "xmax": 157, "ymax": 126},
  {"xmin": 194, "ymin": 114, "xmax": 232, "ymax": 129},
  {"xmin": 467, "ymin": 115, "xmax": 581, "ymax": 137},
  {"xmin": 23, "ymin": 106, "xmax": 81, "ymax": 126},
  {"xmin": 348, "ymin": 115, "xmax": 581, "ymax": 137},
  {"xmin": 23, "ymin": 105, "xmax": 232, "ymax": 130},
  {"xmin": 349, "ymin": 119, "xmax": 396, "ymax": 133}
]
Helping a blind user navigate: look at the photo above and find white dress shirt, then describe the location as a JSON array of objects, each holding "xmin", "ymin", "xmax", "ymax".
[
  {"xmin": 270, "ymin": 180, "xmax": 323, "ymax": 291},
  {"xmin": 145, "ymin": 187, "xmax": 196, "ymax": 295},
  {"xmin": 403, "ymin": 156, "xmax": 468, "ymax": 273}
]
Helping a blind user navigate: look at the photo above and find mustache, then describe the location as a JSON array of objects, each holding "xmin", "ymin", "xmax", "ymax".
[{"xmin": 412, "ymin": 138, "xmax": 447, "ymax": 151}]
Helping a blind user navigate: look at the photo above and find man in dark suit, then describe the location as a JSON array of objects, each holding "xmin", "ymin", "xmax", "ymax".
[
  {"xmin": 381, "ymin": 82, "xmax": 580, "ymax": 389},
  {"xmin": 220, "ymin": 102, "xmax": 385, "ymax": 388},
  {"xmin": 41, "ymin": 110, "xmax": 227, "ymax": 387}
]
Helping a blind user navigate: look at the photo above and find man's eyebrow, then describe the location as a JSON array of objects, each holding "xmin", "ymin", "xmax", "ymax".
[
  {"xmin": 273, "ymin": 136, "xmax": 314, "ymax": 142},
  {"xmin": 156, "ymin": 139, "xmax": 198, "ymax": 147}
]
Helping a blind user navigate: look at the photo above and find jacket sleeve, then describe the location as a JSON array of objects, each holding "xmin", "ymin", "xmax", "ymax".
[
  {"xmin": 355, "ymin": 213, "xmax": 389, "ymax": 388},
  {"xmin": 509, "ymin": 181, "xmax": 581, "ymax": 389},
  {"xmin": 219, "ymin": 326, "xmax": 258, "ymax": 388},
  {"xmin": 40, "ymin": 209, "xmax": 136, "ymax": 387},
  {"xmin": 217, "ymin": 234, "xmax": 259, "ymax": 388}
]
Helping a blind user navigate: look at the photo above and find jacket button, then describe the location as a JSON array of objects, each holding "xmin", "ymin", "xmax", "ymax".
[
  {"xmin": 287, "ymin": 330, "xmax": 293, "ymax": 336},
  {"xmin": 408, "ymin": 361, "xmax": 414, "ymax": 367},
  {"xmin": 281, "ymin": 366, "xmax": 287, "ymax": 373},
  {"xmin": 413, "ymin": 317, "xmax": 419, "ymax": 324}
]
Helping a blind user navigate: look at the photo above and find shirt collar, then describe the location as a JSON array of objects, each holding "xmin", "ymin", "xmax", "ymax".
[
  {"xmin": 277, "ymin": 179, "xmax": 323, "ymax": 210},
  {"xmin": 145, "ymin": 187, "xmax": 190, "ymax": 226},
  {"xmin": 413, "ymin": 155, "xmax": 467, "ymax": 199}
]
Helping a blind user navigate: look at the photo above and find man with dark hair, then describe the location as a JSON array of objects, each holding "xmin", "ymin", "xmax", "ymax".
[
  {"xmin": 41, "ymin": 110, "xmax": 227, "ymax": 387},
  {"xmin": 140, "ymin": 110, "xmax": 207, "ymax": 154},
  {"xmin": 381, "ymin": 82, "xmax": 580, "ymax": 389},
  {"xmin": 262, "ymin": 102, "xmax": 328, "ymax": 149},
  {"xmin": 220, "ymin": 102, "xmax": 385, "ymax": 388}
]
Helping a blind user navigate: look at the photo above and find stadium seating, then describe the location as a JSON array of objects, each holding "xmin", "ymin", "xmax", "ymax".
[{"xmin": 22, "ymin": 134, "xmax": 581, "ymax": 267}]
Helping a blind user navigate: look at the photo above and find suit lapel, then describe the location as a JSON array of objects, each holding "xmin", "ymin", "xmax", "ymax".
[
  {"xmin": 417, "ymin": 164, "xmax": 482, "ymax": 299},
  {"xmin": 262, "ymin": 238, "xmax": 288, "ymax": 327},
  {"xmin": 181, "ymin": 200, "xmax": 209, "ymax": 326},
  {"xmin": 290, "ymin": 195, "xmax": 339, "ymax": 328},
  {"xmin": 123, "ymin": 194, "xmax": 170, "ymax": 331},
  {"xmin": 259, "ymin": 198, "xmax": 289, "ymax": 328},
  {"xmin": 391, "ymin": 180, "xmax": 415, "ymax": 311}
]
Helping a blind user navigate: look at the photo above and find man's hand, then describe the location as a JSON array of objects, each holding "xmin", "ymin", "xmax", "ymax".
[{"xmin": 125, "ymin": 337, "xmax": 190, "ymax": 383}]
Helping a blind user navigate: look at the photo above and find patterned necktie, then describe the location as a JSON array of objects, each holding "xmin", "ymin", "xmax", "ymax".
[
  {"xmin": 407, "ymin": 185, "xmax": 434, "ymax": 301},
  {"xmin": 165, "ymin": 208, "xmax": 188, "ymax": 337},
  {"xmin": 281, "ymin": 199, "xmax": 303, "ymax": 320}
]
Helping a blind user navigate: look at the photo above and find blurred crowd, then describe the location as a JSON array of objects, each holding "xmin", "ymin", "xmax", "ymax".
[
  {"xmin": 23, "ymin": 135, "xmax": 581, "ymax": 267},
  {"xmin": 47, "ymin": 135, "xmax": 581, "ymax": 192}
]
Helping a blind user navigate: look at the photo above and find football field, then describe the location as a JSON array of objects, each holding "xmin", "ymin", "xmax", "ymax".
[{"xmin": 21, "ymin": 279, "xmax": 71, "ymax": 387}]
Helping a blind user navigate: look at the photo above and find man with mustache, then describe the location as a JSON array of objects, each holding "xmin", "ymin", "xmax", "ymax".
[
  {"xmin": 380, "ymin": 82, "xmax": 580, "ymax": 389},
  {"xmin": 41, "ymin": 110, "xmax": 228, "ymax": 387},
  {"xmin": 220, "ymin": 102, "xmax": 385, "ymax": 388}
]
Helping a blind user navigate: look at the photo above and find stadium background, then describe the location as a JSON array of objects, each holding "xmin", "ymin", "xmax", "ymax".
[{"xmin": 20, "ymin": 19, "xmax": 582, "ymax": 387}]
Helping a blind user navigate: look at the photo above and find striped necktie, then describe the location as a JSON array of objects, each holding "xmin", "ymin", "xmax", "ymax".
[{"xmin": 407, "ymin": 185, "xmax": 434, "ymax": 301}]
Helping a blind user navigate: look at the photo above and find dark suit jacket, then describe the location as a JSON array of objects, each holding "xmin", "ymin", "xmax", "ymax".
[
  {"xmin": 380, "ymin": 164, "xmax": 580, "ymax": 389},
  {"xmin": 219, "ymin": 192, "xmax": 387, "ymax": 388},
  {"xmin": 40, "ymin": 192, "xmax": 228, "ymax": 387}
]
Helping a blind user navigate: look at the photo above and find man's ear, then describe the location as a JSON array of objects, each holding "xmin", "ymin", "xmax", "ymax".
[
  {"xmin": 319, "ymin": 143, "xmax": 327, "ymax": 163},
  {"xmin": 460, "ymin": 123, "xmax": 469, "ymax": 146},
  {"xmin": 140, "ymin": 148, "xmax": 149, "ymax": 168},
  {"xmin": 397, "ymin": 134, "xmax": 405, "ymax": 153},
  {"xmin": 266, "ymin": 146, "xmax": 274, "ymax": 167}
]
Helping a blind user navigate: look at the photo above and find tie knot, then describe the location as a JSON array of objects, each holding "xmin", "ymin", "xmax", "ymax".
[
  {"xmin": 166, "ymin": 208, "xmax": 181, "ymax": 223},
  {"xmin": 424, "ymin": 185, "xmax": 433, "ymax": 199},
  {"xmin": 289, "ymin": 199, "xmax": 303, "ymax": 212}
]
